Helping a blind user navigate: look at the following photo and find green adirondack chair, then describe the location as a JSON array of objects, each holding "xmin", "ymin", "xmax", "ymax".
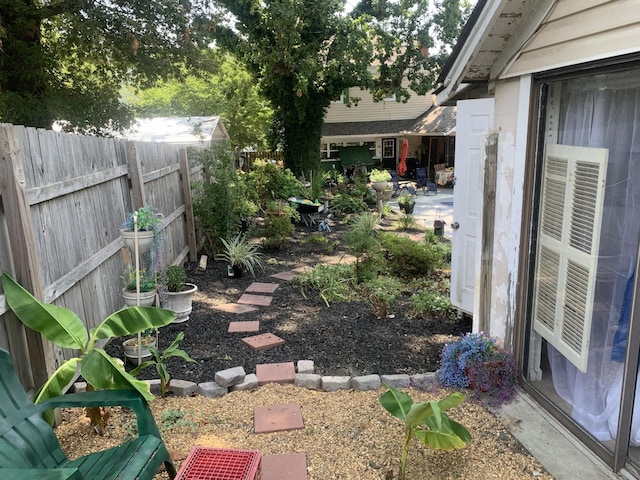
[{"xmin": 0, "ymin": 348, "xmax": 177, "ymax": 480}]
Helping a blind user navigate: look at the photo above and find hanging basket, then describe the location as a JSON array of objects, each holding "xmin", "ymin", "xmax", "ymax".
[{"xmin": 120, "ymin": 229, "xmax": 155, "ymax": 255}]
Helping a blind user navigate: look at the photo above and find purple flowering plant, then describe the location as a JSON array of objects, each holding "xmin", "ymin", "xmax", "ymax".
[{"xmin": 437, "ymin": 332, "xmax": 518, "ymax": 405}]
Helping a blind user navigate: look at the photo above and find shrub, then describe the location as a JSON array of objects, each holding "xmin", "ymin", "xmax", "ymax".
[
  {"xmin": 192, "ymin": 145, "xmax": 258, "ymax": 253},
  {"xmin": 246, "ymin": 159, "xmax": 303, "ymax": 209},
  {"xmin": 301, "ymin": 232, "xmax": 334, "ymax": 253},
  {"xmin": 407, "ymin": 290, "xmax": 456, "ymax": 319},
  {"xmin": 343, "ymin": 212, "xmax": 381, "ymax": 283},
  {"xmin": 378, "ymin": 232, "xmax": 443, "ymax": 278},
  {"xmin": 331, "ymin": 193, "xmax": 368, "ymax": 214},
  {"xmin": 296, "ymin": 263, "xmax": 356, "ymax": 306},
  {"xmin": 258, "ymin": 213, "xmax": 295, "ymax": 250},
  {"xmin": 397, "ymin": 213, "xmax": 416, "ymax": 230},
  {"xmin": 361, "ymin": 275, "xmax": 402, "ymax": 318}
]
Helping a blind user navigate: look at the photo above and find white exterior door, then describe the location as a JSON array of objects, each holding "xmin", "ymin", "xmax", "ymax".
[{"xmin": 450, "ymin": 98, "xmax": 495, "ymax": 315}]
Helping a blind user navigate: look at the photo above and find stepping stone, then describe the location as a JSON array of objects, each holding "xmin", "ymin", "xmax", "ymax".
[
  {"xmin": 262, "ymin": 452, "xmax": 308, "ymax": 480},
  {"xmin": 292, "ymin": 266, "xmax": 312, "ymax": 274},
  {"xmin": 242, "ymin": 333, "xmax": 285, "ymax": 351},
  {"xmin": 256, "ymin": 362, "xmax": 295, "ymax": 385},
  {"xmin": 237, "ymin": 293, "xmax": 273, "ymax": 306},
  {"xmin": 246, "ymin": 282, "xmax": 279, "ymax": 294},
  {"xmin": 228, "ymin": 321, "xmax": 260, "ymax": 333},
  {"xmin": 254, "ymin": 403, "xmax": 304, "ymax": 434},
  {"xmin": 213, "ymin": 303, "xmax": 257, "ymax": 314},
  {"xmin": 271, "ymin": 271, "xmax": 297, "ymax": 281}
]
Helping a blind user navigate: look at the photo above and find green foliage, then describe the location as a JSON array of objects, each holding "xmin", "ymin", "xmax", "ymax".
[
  {"xmin": 296, "ymin": 263, "xmax": 356, "ymax": 307},
  {"xmin": 0, "ymin": 0, "xmax": 208, "ymax": 132},
  {"xmin": 1, "ymin": 273, "xmax": 174, "ymax": 429},
  {"xmin": 331, "ymin": 193, "xmax": 368, "ymax": 215},
  {"xmin": 121, "ymin": 267, "xmax": 157, "ymax": 293},
  {"xmin": 379, "ymin": 384, "xmax": 471, "ymax": 480},
  {"xmin": 122, "ymin": 205, "xmax": 163, "ymax": 232},
  {"xmin": 397, "ymin": 213, "xmax": 417, "ymax": 230},
  {"xmin": 132, "ymin": 332, "xmax": 196, "ymax": 397},
  {"xmin": 160, "ymin": 409, "xmax": 197, "ymax": 431},
  {"xmin": 192, "ymin": 145, "xmax": 258, "ymax": 254},
  {"xmin": 162, "ymin": 265, "xmax": 187, "ymax": 292},
  {"xmin": 259, "ymin": 213, "xmax": 295, "ymax": 250},
  {"xmin": 361, "ymin": 275, "xmax": 402, "ymax": 318},
  {"xmin": 408, "ymin": 291, "xmax": 456, "ymax": 320},
  {"xmin": 246, "ymin": 160, "xmax": 304, "ymax": 210},
  {"xmin": 301, "ymin": 232, "xmax": 334, "ymax": 254},
  {"xmin": 369, "ymin": 168, "xmax": 391, "ymax": 182},
  {"xmin": 379, "ymin": 232, "xmax": 443, "ymax": 279},
  {"xmin": 220, "ymin": 234, "xmax": 265, "ymax": 278},
  {"xmin": 343, "ymin": 212, "xmax": 381, "ymax": 283},
  {"xmin": 134, "ymin": 51, "xmax": 273, "ymax": 150}
]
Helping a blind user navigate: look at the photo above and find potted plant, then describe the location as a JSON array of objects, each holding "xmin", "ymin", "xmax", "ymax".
[
  {"xmin": 369, "ymin": 168, "xmax": 391, "ymax": 191},
  {"xmin": 220, "ymin": 234, "xmax": 265, "ymax": 278},
  {"xmin": 120, "ymin": 205, "xmax": 163, "ymax": 255},
  {"xmin": 122, "ymin": 329, "xmax": 157, "ymax": 365},
  {"xmin": 122, "ymin": 266, "xmax": 157, "ymax": 307},
  {"xmin": 397, "ymin": 192, "xmax": 415, "ymax": 214},
  {"xmin": 160, "ymin": 265, "xmax": 198, "ymax": 323},
  {"xmin": 437, "ymin": 331, "xmax": 518, "ymax": 405}
]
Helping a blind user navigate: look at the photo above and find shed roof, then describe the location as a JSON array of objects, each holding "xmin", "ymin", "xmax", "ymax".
[
  {"xmin": 406, "ymin": 106, "xmax": 456, "ymax": 136},
  {"xmin": 122, "ymin": 116, "xmax": 229, "ymax": 148}
]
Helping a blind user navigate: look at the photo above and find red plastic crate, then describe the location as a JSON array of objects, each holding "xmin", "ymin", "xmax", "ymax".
[{"xmin": 175, "ymin": 447, "xmax": 262, "ymax": 480}]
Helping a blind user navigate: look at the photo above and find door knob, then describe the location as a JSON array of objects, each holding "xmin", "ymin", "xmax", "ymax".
[{"xmin": 451, "ymin": 222, "xmax": 460, "ymax": 230}]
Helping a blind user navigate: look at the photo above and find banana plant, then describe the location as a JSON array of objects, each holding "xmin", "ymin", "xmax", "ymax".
[
  {"xmin": 379, "ymin": 384, "xmax": 471, "ymax": 480},
  {"xmin": 1, "ymin": 273, "xmax": 175, "ymax": 425}
]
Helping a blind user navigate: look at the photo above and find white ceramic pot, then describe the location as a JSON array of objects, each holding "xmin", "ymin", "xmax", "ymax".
[
  {"xmin": 120, "ymin": 229, "xmax": 155, "ymax": 255},
  {"xmin": 122, "ymin": 288, "xmax": 156, "ymax": 307},
  {"xmin": 163, "ymin": 283, "xmax": 198, "ymax": 323},
  {"xmin": 122, "ymin": 336, "xmax": 156, "ymax": 365}
]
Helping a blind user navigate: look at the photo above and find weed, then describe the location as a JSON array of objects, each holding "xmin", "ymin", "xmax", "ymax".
[
  {"xmin": 397, "ymin": 213, "xmax": 416, "ymax": 230},
  {"xmin": 343, "ymin": 212, "xmax": 381, "ymax": 282},
  {"xmin": 361, "ymin": 275, "xmax": 402, "ymax": 318},
  {"xmin": 407, "ymin": 290, "xmax": 456, "ymax": 319},
  {"xmin": 379, "ymin": 232, "xmax": 443, "ymax": 279},
  {"xmin": 160, "ymin": 409, "xmax": 197, "ymax": 431},
  {"xmin": 296, "ymin": 263, "xmax": 356, "ymax": 306}
]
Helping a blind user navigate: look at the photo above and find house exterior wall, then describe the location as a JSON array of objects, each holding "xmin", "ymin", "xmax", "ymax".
[
  {"xmin": 324, "ymin": 87, "xmax": 433, "ymax": 123},
  {"xmin": 503, "ymin": 0, "xmax": 640, "ymax": 79}
]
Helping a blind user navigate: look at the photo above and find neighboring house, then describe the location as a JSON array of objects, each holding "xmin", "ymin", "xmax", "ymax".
[
  {"xmin": 322, "ymin": 86, "xmax": 456, "ymax": 178},
  {"xmin": 439, "ymin": 0, "xmax": 640, "ymax": 476},
  {"xmin": 122, "ymin": 116, "xmax": 230, "ymax": 149}
]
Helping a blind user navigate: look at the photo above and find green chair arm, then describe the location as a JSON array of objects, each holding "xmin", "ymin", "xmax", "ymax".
[
  {"xmin": 39, "ymin": 389, "xmax": 162, "ymax": 438},
  {"xmin": 1, "ymin": 468, "xmax": 83, "ymax": 480}
]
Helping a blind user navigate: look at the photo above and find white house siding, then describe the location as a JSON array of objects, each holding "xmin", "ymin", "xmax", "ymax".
[
  {"xmin": 324, "ymin": 87, "xmax": 433, "ymax": 123},
  {"xmin": 485, "ymin": 77, "xmax": 529, "ymax": 349},
  {"xmin": 502, "ymin": 0, "xmax": 640, "ymax": 79}
]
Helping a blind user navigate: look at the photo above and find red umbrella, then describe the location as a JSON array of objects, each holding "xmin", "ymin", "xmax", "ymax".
[{"xmin": 398, "ymin": 138, "xmax": 408, "ymax": 176}]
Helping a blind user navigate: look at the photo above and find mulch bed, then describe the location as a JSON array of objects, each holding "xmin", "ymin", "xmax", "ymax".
[{"xmin": 106, "ymin": 218, "xmax": 471, "ymax": 384}]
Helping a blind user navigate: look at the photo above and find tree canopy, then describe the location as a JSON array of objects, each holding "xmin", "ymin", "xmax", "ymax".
[
  {"xmin": 133, "ymin": 51, "xmax": 273, "ymax": 150},
  {"xmin": 211, "ymin": 0, "xmax": 471, "ymax": 175},
  {"xmin": 0, "ymin": 0, "xmax": 213, "ymax": 134}
]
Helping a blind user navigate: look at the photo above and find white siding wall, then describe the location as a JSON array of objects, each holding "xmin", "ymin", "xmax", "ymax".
[
  {"xmin": 503, "ymin": 0, "xmax": 640, "ymax": 78},
  {"xmin": 325, "ymin": 87, "xmax": 433, "ymax": 123}
]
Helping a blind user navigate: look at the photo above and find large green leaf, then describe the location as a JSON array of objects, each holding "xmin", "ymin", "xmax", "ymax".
[
  {"xmin": 415, "ymin": 429, "xmax": 468, "ymax": 451},
  {"xmin": 81, "ymin": 349, "xmax": 153, "ymax": 402},
  {"xmin": 33, "ymin": 358, "xmax": 81, "ymax": 405},
  {"xmin": 90, "ymin": 306, "xmax": 175, "ymax": 342},
  {"xmin": 405, "ymin": 401, "xmax": 436, "ymax": 429},
  {"xmin": 1, "ymin": 273, "xmax": 88, "ymax": 350},
  {"xmin": 437, "ymin": 392, "xmax": 466, "ymax": 411},
  {"xmin": 379, "ymin": 383, "xmax": 413, "ymax": 420},
  {"xmin": 443, "ymin": 416, "xmax": 472, "ymax": 443}
]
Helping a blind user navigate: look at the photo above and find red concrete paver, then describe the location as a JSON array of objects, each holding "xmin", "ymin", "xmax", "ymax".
[
  {"xmin": 237, "ymin": 294, "xmax": 273, "ymax": 306},
  {"xmin": 246, "ymin": 282, "xmax": 280, "ymax": 294},
  {"xmin": 228, "ymin": 321, "xmax": 260, "ymax": 333},
  {"xmin": 261, "ymin": 452, "xmax": 308, "ymax": 480},
  {"xmin": 270, "ymin": 271, "xmax": 297, "ymax": 281},
  {"xmin": 254, "ymin": 403, "xmax": 304, "ymax": 434},
  {"xmin": 212, "ymin": 303, "xmax": 257, "ymax": 314},
  {"xmin": 242, "ymin": 333, "xmax": 285, "ymax": 351},
  {"xmin": 256, "ymin": 362, "xmax": 295, "ymax": 385}
]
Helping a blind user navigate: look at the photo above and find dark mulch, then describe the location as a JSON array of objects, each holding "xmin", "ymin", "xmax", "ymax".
[{"xmin": 106, "ymin": 219, "xmax": 471, "ymax": 384}]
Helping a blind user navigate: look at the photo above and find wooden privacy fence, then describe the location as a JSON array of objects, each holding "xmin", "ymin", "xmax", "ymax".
[{"xmin": 0, "ymin": 124, "xmax": 203, "ymax": 392}]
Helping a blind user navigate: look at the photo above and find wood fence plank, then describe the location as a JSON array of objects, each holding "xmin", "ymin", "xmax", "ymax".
[{"xmin": 180, "ymin": 150, "xmax": 198, "ymax": 262}]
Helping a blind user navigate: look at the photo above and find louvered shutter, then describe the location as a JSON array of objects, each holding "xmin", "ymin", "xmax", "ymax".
[{"xmin": 532, "ymin": 143, "xmax": 608, "ymax": 372}]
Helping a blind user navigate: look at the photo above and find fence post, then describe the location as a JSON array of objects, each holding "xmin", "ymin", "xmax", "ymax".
[
  {"xmin": 125, "ymin": 141, "xmax": 146, "ymax": 208},
  {"xmin": 180, "ymin": 149, "xmax": 198, "ymax": 262},
  {"xmin": 0, "ymin": 125, "xmax": 55, "ymax": 389}
]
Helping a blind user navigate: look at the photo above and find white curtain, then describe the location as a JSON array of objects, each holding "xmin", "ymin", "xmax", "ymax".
[{"xmin": 547, "ymin": 70, "xmax": 640, "ymax": 444}]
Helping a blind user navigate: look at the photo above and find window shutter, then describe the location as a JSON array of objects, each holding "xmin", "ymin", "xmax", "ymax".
[{"xmin": 532, "ymin": 143, "xmax": 608, "ymax": 372}]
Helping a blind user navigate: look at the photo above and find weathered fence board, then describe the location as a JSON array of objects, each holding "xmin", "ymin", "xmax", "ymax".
[{"xmin": 0, "ymin": 124, "xmax": 202, "ymax": 391}]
